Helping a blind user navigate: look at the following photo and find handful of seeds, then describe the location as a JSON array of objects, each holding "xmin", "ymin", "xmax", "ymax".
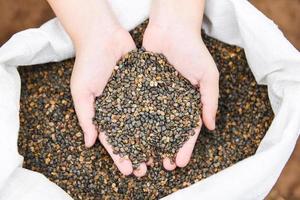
[{"xmin": 93, "ymin": 48, "xmax": 201, "ymax": 167}]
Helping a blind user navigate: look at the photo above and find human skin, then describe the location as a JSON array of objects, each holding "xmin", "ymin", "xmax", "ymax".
[
  {"xmin": 143, "ymin": 0, "xmax": 219, "ymax": 170},
  {"xmin": 46, "ymin": 0, "xmax": 218, "ymax": 176},
  {"xmin": 46, "ymin": 0, "xmax": 141, "ymax": 177}
]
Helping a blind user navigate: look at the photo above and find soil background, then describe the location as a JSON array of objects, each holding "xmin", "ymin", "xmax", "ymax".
[{"xmin": 0, "ymin": 0, "xmax": 299, "ymax": 199}]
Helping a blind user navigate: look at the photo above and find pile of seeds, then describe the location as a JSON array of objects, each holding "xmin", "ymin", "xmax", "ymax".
[
  {"xmin": 18, "ymin": 20, "xmax": 274, "ymax": 200},
  {"xmin": 94, "ymin": 48, "xmax": 201, "ymax": 167}
]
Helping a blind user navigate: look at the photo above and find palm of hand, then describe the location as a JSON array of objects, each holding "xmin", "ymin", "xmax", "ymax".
[
  {"xmin": 71, "ymin": 29, "xmax": 148, "ymax": 176},
  {"xmin": 72, "ymin": 26, "xmax": 219, "ymax": 176},
  {"xmin": 143, "ymin": 27, "xmax": 219, "ymax": 170}
]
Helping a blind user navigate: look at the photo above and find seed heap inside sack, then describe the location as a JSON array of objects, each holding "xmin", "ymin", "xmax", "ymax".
[
  {"xmin": 18, "ymin": 20, "xmax": 274, "ymax": 200},
  {"xmin": 93, "ymin": 49, "xmax": 201, "ymax": 167}
]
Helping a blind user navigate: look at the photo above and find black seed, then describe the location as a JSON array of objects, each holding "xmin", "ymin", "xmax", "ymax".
[{"xmin": 18, "ymin": 19, "xmax": 273, "ymax": 200}]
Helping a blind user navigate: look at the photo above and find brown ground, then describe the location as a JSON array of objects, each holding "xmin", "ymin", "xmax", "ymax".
[
  {"xmin": 251, "ymin": 0, "xmax": 300, "ymax": 50},
  {"xmin": 0, "ymin": 0, "xmax": 54, "ymax": 45},
  {"xmin": 0, "ymin": 0, "xmax": 299, "ymax": 199},
  {"xmin": 266, "ymin": 141, "xmax": 300, "ymax": 200}
]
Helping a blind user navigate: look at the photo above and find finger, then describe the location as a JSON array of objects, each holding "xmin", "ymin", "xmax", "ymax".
[
  {"xmin": 72, "ymin": 91, "xmax": 98, "ymax": 147},
  {"xmin": 146, "ymin": 157, "xmax": 154, "ymax": 166},
  {"xmin": 99, "ymin": 132, "xmax": 133, "ymax": 176},
  {"xmin": 199, "ymin": 69, "xmax": 219, "ymax": 130},
  {"xmin": 133, "ymin": 163, "xmax": 147, "ymax": 177},
  {"xmin": 163, "ymin": 157, "xmax": 176, "ymax": 171},
  {"xmin": 176, "ymin": 122, "xmax": 202, "ymax": 168}
]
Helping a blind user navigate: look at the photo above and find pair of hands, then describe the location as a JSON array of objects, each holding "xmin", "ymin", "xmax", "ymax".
[{"xmin": 71, "ymin": 21, "xmax": 219, "ymax": 177}]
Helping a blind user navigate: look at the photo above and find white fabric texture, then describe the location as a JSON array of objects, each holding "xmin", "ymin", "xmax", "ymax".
[{"xmin": 0, "ymin": 0, "xmax": 299, "ymax": 199}]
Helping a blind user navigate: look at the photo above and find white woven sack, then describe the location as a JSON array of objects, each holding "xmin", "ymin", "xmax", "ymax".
[{"xmin": 0, "ymin": 0, "xmax": 299, "ymax": 199}]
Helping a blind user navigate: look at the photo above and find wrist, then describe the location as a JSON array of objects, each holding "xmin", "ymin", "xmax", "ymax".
[
  {"xmin": 148, "ymin": 15, "xmax": 201, "ymax": 34},
  {"xmin": 75, "ymin": 24, "xmax": 126, "ymax": 57},
  {"xmin": 75, "ymin": 26, "xmax": 135, "ymax": 66},
  {"xmin": 149, "ymin": 0, "xmax": 204, "ymax": 33},
  {"xmin": 74, "ymin": 22, "xmax": 120, "ymax": 50},
  {"xmin": 144, "ymin": 21, "xmax": 203, "ymax": 48},
  {"xmin": 146, "ymin": 20, "xmax": 201, "ymax": 39}
]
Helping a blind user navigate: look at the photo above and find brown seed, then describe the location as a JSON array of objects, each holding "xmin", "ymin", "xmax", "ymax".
[{"xmin": 18, "ymin": 19, "xmax": 273, "ymax": 200}]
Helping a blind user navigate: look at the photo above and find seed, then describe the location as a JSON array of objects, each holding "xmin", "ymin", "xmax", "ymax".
[
  {"xmin": 93, "ymin": 47, "xmax": 202, "ymax": 165},
  {"xmin": 79, "ymin": 155, "xmax": 84, "ymax": 162},
  {"xmin": 18, "ymin": 19, "xmax": 273, "ymax": 200},
  {"xmin": 45, "ymin": 157, "xmax": 51, "ymax": 165},
  {"xmin": 67, "ymin": 155, "xmax": 72, "ymax": 161},
  {"xmin": 75, "ymin": 132, "xmax": 82, "ymax": 137}
]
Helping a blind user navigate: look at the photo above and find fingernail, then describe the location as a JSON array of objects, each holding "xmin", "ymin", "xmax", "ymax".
[
  {"xmin": 84, "ymin": 133, "xmax": 92, "ymax": 147},
  {"xmin": 212, "ymin": 118, "xmax": 216, "ymax": 130},
  {"xmin": 146, "ymin": 157, "xmax": 153, "ymax": 166}
]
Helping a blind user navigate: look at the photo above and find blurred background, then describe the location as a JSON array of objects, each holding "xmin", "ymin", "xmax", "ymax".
[{"xmin": 0, "ymin": 0, "xmax": 299, "ymax": 199}]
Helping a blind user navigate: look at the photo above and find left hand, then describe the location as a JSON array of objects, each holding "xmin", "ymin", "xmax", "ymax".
[{"xmin": 143, "ymin": 22, "xmax": 219, "ymax": 170}]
